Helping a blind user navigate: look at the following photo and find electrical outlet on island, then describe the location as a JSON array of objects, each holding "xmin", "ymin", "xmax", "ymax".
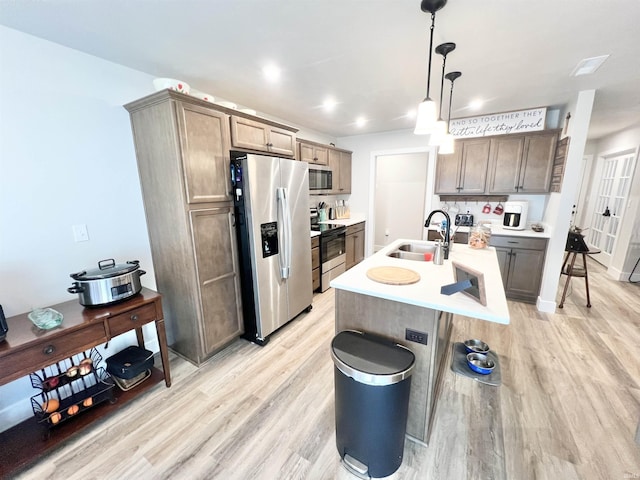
[{"xmin": 405, "ymin": 328, "xmax": 428, "ymax": 345}]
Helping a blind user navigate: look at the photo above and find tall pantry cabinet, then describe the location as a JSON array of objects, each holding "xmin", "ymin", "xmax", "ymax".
[{"xmin": 125, "ymin": 90, "xmax": 243, "ymax": 365}]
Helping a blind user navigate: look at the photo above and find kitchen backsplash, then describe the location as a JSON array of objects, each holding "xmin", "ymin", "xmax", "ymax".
[{"xmin": 436, "ymin": 194, "xmax": 546, "ymax": 228}]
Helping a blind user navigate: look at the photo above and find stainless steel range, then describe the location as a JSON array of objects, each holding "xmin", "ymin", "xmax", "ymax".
[{"xmin": 311, "ymin": 211, "xmax": 346, "ymax": 292}]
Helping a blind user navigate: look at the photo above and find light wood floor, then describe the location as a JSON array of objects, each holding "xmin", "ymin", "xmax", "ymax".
[{"xmin": 14, "ymin": 259, "xmax": 640, "ymax": 479}]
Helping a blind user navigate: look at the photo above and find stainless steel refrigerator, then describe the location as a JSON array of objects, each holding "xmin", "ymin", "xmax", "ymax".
[{"xmin": 231, "ymin": 152, "xmax": 313, "ymax": 345}]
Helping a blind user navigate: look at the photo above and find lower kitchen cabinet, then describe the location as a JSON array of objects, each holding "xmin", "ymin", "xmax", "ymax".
[
  {"xmin": 345, "ymin": 222, "xmax": 365, "ymax": 270},
  {"xmin": 490, "ymin": 235, "xmax": 548, "ymax": 303},
  {"xmin": 311, "ymin": 235, "xmax": 320, "ymax": 292},
  {"xmin": 190, "ymin": 207, "xmax": 244, "ymax": 356}
]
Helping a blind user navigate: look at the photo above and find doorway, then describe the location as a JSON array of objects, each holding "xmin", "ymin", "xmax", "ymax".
[
  {"xmin": 584, "ymin": 149, "xmax": 637, "ymax": 267},
  {"xmin": 373, "ymin": 152, "xmax": 430, "ymax": 251}
]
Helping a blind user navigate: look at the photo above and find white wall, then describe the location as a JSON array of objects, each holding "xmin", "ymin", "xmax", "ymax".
[
  {"xmin": 0, "ymin": 26, "xmax": 160, "ymax": 429},
  {"xmin": 538, "ymin": 90, "xmax": 596, "ymax": 312}
]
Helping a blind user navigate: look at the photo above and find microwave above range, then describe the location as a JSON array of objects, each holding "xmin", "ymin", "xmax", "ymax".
[{"xmin": 309, "ymin": 166, "xmax": 332, "ymax": 192}]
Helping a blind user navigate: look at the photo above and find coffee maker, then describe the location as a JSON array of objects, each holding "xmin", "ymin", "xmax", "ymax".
[{"xmin": 503, "ymin": 201, "xmax": 529, "ymax": 230}]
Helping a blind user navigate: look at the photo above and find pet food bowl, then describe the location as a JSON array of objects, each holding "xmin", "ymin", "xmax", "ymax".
[
  {"xmin": 464, "ymin": 339, "xmax": 490, "ymax": 354},
  {"xmin": 466, "ymin": 352, "xmax": 495, "ymax": 375}
]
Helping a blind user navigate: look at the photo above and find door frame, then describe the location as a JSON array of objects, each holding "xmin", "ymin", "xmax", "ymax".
[
  {"xmin": 583, "ymin": 147, "xmax": 637, "ymax": 267},
  {"xmin": 367, "ymin": 146, "xmax": 437, "ymax": 256}
]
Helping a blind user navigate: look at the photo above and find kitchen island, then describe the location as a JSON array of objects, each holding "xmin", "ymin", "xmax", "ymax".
[{"xmin": 330, "ymin": 239, "xmax": 509, "ymax": 443}]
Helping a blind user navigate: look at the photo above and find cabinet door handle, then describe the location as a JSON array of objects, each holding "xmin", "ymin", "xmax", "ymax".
[
  {"xmin": 43, "ymin": 344, "xmax": 55, "ymax": 355},
  {"xmin": 131, "ymin": 314, "xmax": 139, "ymax": 322},
  {"xmin": 507, "ymin": 241, "xmax": 519, "ymax": 244},
  {"xmin": 266, "ymin": 142, "xmax": 273, "ymax": 147}
]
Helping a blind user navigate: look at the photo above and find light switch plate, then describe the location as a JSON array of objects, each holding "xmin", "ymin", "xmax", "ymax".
[{"xmin": 72, "ymin": 224, "xmax": 89, "ymax": 242}]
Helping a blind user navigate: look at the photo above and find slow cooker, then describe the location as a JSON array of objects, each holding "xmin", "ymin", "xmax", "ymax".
[{"xmin": 67, "ymin": 259, "xmax": 146, "ymax": 307}]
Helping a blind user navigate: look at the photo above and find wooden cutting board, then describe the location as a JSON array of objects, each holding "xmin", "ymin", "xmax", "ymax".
[{"xmin": 366, "ymin": 266, "xmax": 420, "ymax": 285}]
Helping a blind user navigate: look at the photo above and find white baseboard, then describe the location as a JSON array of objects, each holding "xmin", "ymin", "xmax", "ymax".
[{"xmin": 536, "ymin": 296, "xmax": 556, "ymax": 313}]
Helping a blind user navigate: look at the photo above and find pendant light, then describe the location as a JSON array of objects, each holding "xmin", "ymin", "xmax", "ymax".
[
  {"xmin": 429, "ymin": 42, "xmax": 456, "ymax": 146},
  {"xmin": 414, "ymin": 0, "xmax": 448, "ymax": 135},
  {"xmin": 439, "ymin": 71, "xmax": 461, "ymax": 155}
]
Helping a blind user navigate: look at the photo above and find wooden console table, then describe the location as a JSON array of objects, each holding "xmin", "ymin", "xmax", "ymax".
[{"xmin": 0, "ymin": 288, "xmax": 171, "ymax": 477}]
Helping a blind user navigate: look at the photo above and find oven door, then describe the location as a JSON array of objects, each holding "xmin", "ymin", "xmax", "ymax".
[
  {"xmin": 321, "ymin": 228, "xmax": 346, "ymax": 264},
  {"xmin": 320, "ymin": 227, "xmax": 346, "ymax": 292}
]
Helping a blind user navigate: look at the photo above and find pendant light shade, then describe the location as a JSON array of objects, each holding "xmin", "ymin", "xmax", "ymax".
[
  {"xmin": 429, "ymin": 42, "xmax": 456, "ymax": 145},
  {"xmin": 440, "ymin": 71, "xmax": 462, "ymax": 155},
  {"xmin": 415, "ymin": 99, "xmax": 438, "ymax": 134},
  {"xmin": 414, "ymin": 0, "xmax": 448, "ymax": 135},
  {"xmin": 438, "ymin": 133, "xmax": 455, "ymax": 154},
  {"xmin": 428, "ymin": 119, "xmax": 448, "ymax": 146}
]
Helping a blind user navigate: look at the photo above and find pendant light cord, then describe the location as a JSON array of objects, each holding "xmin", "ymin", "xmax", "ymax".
[
  {"xmin": 425, "ymin": 12, "xmax": 436, "ymax": 100},
  {"xmin": 438, "ymin": 52, "xmax": 447, "ymax": 120},
  {"xmin": 446, "ymin": 79, "xmax": 454, "ymax": 133}
]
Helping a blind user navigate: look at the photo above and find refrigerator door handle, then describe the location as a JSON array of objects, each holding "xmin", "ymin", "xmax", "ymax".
[{"xmin": 277, "ymin": 187, "xmax": 292, "ymax": 279}]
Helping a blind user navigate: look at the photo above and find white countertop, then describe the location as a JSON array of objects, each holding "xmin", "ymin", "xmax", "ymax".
[
  {"xmin": 318, "ymin": 213, "xmax": 366, "ymax": 227},
  {"xmin": 330, "ymin": 238, "xmax": 510, "ymax": 325},
  {"xmin": 310, "ymin": 231, "xmax": 320, "ymax": 238},
  {"xmin": 428, "ymin": 222, "xmax": 551, "ymax": 239}
]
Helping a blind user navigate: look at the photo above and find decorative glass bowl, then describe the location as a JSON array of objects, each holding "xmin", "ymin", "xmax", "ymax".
[{"xmin": 28, "ymin": 308, "xmax": 63, "ymax": 330}]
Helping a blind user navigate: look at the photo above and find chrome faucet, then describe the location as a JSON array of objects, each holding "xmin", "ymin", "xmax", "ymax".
[{"xmin": 425, "ymin": 210, "xmax": 451, "ymax": 259}]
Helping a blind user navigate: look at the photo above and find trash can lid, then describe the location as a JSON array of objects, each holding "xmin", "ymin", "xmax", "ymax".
[{"xmin": 331, "ymin": 330, "xmax": 415, "ymax": 386}]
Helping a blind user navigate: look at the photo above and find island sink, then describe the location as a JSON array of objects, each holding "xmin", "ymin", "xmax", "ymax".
[
  {"xmin": 397, "ymin": 242, "xmax": 437, "ymax": 254},
  {"xmin": 387, "ymin": 251, "xmax": 430, "ymax": 261},
  {"xmin": 386, "ymin": 242, "xmax": 436, "ymax": 261}
]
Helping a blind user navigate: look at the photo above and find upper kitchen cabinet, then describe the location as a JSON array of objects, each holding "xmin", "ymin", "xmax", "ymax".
[
  {"xmin": 328, "ymin": 148, "xmax": 353, "ymax": 194},
  {"xmin": 435, "ymin": 138, "xmax": 490, "ymax": 194},
  {"xmin": 125, "ymin": 90, "xmax": 244, "ymax": 365},
  {"xmin": 298, "ymin": 140, "xmax": 329, "ymax": 165},
  {"xmin": 230, "ymin": 116, "xmax": 297, "ymax": 157},
  {"xmin": 178, "ymin": 102, "xmax": 233, "ymax": 204},
  {"xmin": 487, "ymin": 130, "xmax": 558, "ymax": 194}
]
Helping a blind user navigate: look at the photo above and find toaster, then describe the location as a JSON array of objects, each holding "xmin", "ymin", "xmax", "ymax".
[{"xmin": 455, "ymin": 213, "xmax": 474, "ymax": 226}]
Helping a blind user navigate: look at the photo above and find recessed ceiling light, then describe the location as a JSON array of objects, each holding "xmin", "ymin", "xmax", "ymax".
[
  {"xmin": 570, "ymin": 55, "xmax": 610, "ymax": 77},
  {"xmin": 406, "ymin": 109, "xmax": 417, "ymax": 119},
  {"xmin": 323, "ymin": 97, "xmax": 337, "ymax": 112},
  {"xmin": 262, "ymin": 63, "xmax": 281, "ymax": 82},
  {"xmin": 469, "ymin": 99, "xmax": 484, "ymax": 110},
  {"xmin": 355, "ymin": 116, "xmax": 367, "ymax": 128}
]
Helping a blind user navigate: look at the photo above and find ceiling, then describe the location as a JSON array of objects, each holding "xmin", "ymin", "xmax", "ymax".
[{"xmin": 2, "ymin": 0, "xmax": 640, "ymax": 140}]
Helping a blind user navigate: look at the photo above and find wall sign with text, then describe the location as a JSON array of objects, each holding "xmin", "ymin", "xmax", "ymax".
[{"xmin": 449, "ymin": 107, "xmax": 547, "ymax": 139}]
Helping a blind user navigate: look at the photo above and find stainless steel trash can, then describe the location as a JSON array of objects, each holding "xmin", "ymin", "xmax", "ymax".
[{"xmin": 331, "ymin": 330, "xmax": 415, "ymax": 478}]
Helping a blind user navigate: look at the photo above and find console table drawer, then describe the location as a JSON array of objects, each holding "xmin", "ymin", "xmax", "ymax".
[
  {"xmin": 107, "ymin": 303, "xmax": 158, "ymax": 337},
  {"xmin": 0, "ymin": 323, "xmax": 106, "ymax": 384}
]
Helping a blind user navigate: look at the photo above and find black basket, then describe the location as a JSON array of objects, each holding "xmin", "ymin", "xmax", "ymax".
[
  {"xmin": 31, "ymin": 367, "xmax": 115, "ymax": 428},
  {"xmin": 30, "ymin": 348, "xmax": 103, "ymax": 393}
]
